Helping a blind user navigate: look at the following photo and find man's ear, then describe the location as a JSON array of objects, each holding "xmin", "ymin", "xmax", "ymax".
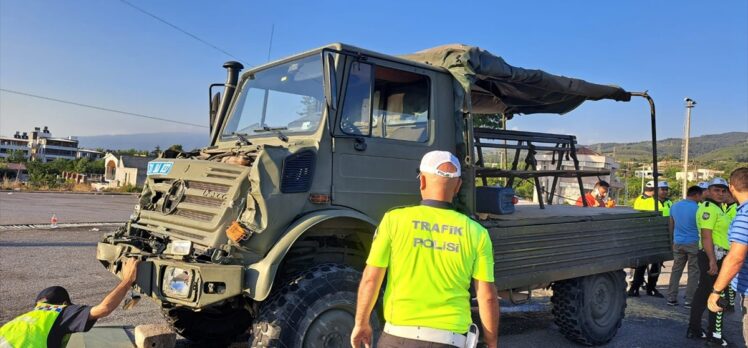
[
  {"xmin": 454, "ymin": 178, "xmax": 462, "ymax": 196},
  {"xmin": 420, "ymin": 175, "xmax": 426, "ymax": 191}
]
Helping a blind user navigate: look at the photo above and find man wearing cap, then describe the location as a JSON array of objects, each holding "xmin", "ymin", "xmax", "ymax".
[
  {"xmin": 687, "ymin": 177, "xmax": 731, "ymax": 345},
  {"xmin": 351, "ymin": 151, "xmax": 499, "ymax": 348},
  {"xmin": 0, "ymin": 258, "xmax": 139, "ymax": 348},
  {"xmin": 629, "ymin": 180, "xmax": 672, "ymax": 297}
]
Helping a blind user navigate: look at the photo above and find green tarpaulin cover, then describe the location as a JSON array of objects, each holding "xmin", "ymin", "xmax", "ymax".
[{"xmin": 402, "ymin": 44, "xmax": 631, "ymax": 117}]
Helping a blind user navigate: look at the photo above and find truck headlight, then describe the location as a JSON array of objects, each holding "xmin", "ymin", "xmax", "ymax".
[{"xmin": 163, "ymin": 266, "xmax": 193, "ymax": 299}]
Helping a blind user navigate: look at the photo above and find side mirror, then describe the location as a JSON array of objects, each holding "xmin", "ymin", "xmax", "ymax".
[
  {"xmin": 210, "ymin": 91, "xmax": 221, "ymax": 131},
  {"xmin": 208, "ymin": 84, "xmax": 224, "ymax": 134},
  {"xmin": 323, "ymin": 52, "xmax": 338, "ymax": 112}
]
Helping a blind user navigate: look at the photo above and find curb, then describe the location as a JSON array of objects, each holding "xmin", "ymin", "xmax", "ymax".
[{"xmin": 0, "ymin": 222, "xmax": 123, "ymax": 231}]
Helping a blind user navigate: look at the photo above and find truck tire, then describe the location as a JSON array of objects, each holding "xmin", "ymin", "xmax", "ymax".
[
  {"xmin": 551, "ymin": 270, "xmax": 627, "ymax": 346},
  {"xmin": 162, "ymin": 299, "xmax": 251, "ymax": 345},
  {"xmin": 249, "ymin": 263, "xmax": 381, "ymax": 348}
]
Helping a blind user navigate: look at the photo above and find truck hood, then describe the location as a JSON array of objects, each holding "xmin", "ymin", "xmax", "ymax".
[{"xmin": 134, "ymin": 159, "xmax": 251, "ymax": 248}]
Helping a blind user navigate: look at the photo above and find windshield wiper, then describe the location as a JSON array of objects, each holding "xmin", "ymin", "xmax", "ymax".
[
  {"xmin": 254, "ymin": 126, "xmax": 288, "ymax": 142},
  {"xmin": 232, "ymin": 132, "xmax": 253, "ymax": 146}
]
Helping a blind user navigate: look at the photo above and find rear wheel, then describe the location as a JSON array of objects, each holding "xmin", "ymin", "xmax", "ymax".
[
  {"xmin": 249, "ymin": 263, "xmax": 381, "ymax": 348},
  {"xmin": 551, "ymin": 270, "xmax": 627, "ymax": 346},
  {"xmin": 162, "ymin": 298, "xmax": 252, "ymax": 346}
]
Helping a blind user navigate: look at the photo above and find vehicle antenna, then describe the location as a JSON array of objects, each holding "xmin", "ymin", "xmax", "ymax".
[{"xmin": 267, "ymin": 24, "xmax": 275, "ymax": 62}]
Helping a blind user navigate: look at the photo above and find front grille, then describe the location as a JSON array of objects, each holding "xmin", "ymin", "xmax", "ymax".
[
  {"xmin": 281, "ymin": 150, "xmax": 316, "ymax": 193},
  {"xmin": 183, "ymin": 195, "xmax": 223, "ymax": 208},
  {"xmin": 186, "ymin": 181, "xmax": 230, "ymax": 193},
  {"xmin": 175, "ymin": 209, "xmax": 214, "ymax": 222}
]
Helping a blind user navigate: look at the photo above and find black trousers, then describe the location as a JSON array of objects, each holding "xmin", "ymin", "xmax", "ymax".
[
  {"xmin": 632, "ymin": 263, "xmax": 661, "ymax": 291},
  {"xmin": 688, "ymin": 251, "xmax": 725, "ymax": 335},
  {"xmin": 378, "ymin": 332, "xmax": 456, "ymax": 348}
]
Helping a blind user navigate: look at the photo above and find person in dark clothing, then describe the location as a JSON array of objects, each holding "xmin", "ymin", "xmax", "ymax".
[{"xmin": 0, "ymin": 258, "xmax": 139, "ymax": 348}]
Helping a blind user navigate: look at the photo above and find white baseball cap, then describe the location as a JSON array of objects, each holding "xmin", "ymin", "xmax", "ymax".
[
  {"xmin": 709, "ymin": 177, "xmax": 729, "ymax": 188},
  {"xmin": 646, "ymin": 180, "xmax": 668, "ymax": 188},
  {"xmin": 419, "ymin": 151, "xmax": 461, "ymax": 178}
]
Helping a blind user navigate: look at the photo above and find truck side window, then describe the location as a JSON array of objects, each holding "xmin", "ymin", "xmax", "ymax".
[
  {"xmin": 373, "ymin": 67, "xmax": 429, "ymax": 142},
  {"xmin": 340, "ymin": 62, "xmax": 373, "ymax": 136},
  {"xmin": 340, "ymin": 62, "xmax": 430, "ymax": 142}
]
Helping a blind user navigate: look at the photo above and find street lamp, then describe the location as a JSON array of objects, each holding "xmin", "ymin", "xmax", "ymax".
[{"xmin": 683, "ymin": 98, "xmax": 696, "ymax": 198}]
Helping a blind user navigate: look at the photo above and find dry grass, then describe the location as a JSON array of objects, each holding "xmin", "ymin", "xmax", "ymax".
[{"xmin": 0, "ymin": 177, "xmax": 23, "ymax": 190}]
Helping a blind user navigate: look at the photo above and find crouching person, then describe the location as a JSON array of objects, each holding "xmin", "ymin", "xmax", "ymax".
[
  {"xmin": 0, "ymin": 258, "xmax": 139, "ymax": 348},
  {"xmin": 351, "ymin": 151, "xmax": 500, "ymax": 348}
]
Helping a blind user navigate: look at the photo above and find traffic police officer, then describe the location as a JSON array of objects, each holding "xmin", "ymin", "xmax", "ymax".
[
  {"xmin": 0, "ymin": 258, "xmax": 139, "ymax": 348},
  {"xmin": 629, "ymin": 181, "xmax": 672, "ymax": 297},
  {"xmin": 687, "ymin": 177, "xmax": 731, "ymax": 346},
  {"xmin": 351, "ymin": 151, "xmax": 500, "ymax": 348}
]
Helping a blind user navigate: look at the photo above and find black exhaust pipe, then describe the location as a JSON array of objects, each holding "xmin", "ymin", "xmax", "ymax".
[{"xmin": 210, "ymin": 61, "xmax": 244, "ymax": 145}]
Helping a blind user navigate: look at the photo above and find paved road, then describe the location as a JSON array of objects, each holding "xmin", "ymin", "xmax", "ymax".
[
  {"xmin": 0, "ymin": 192, "xmax": 137, "ymax": 225},
  {"xmin": 1, "ymin": 227, "xmax": 744, "ymax": 347}
]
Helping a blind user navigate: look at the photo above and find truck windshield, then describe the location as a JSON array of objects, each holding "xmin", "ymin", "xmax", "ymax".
[{"xmin": 221, "ymin": 54, "xmax": 325, "ymax": 140}]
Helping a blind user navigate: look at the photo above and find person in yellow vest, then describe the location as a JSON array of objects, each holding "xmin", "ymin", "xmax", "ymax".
[
  {"xmin": 687, "ymin": 177, "xmax": 731, "ymax": 346},
  {"xmin": 628, "ymin": 180, "xmax": 672, "ymax": 297},
  {"xmin": 351, "ymin": 151, "xmax": 499, "ymax": 348},
  {"xmin": 0, "ymin": 258, "xmax": 139, "ymax": 348}
]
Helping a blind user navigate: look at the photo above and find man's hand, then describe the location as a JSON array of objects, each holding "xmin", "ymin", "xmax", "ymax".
[
  {"xmin": 121, "ymin": 258, "xmax": 139, "ymax": 285},
  {"xmin": 708, "ymin": 260, "xmax": 718, "ymax": 276},
  {"xmin": 350, "ymin": 323, "xmax": 372, "ymax": 348},
  {"xmin": 90, "ymin": 258, "xmax": 141, "ymax": 320},
  {"xmin": 708, "ymin": 293, "xmax": 724, "ymax": 313}
]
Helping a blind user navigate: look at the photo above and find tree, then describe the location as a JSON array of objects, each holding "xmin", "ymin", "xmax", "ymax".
[
  {"xmin": 6, "ymin": 150, "xmax": 27, "ymax": 163},
  {"xmin": 472, "ymin": 114, "xmax": 505, "ymax": 130}
]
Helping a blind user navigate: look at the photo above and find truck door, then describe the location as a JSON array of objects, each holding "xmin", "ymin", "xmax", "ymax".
[{"xmin": 331, "ymin": 56, "xmax": 447, "ymax": 220}]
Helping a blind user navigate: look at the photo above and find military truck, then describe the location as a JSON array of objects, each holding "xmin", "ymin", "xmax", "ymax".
[{"xmin": 96, "ymin": 43, "xmax": 671, "ymax": 347}]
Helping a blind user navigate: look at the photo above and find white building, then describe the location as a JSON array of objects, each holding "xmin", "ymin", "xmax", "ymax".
[
  {"xmin": 676, "ymin": 168, "xmax": 724, "ymax": 182},
  {"xmin": 534, "ymin": 147, "xmax": 620, "ymax": 205},
  {"xmin": 102, "ymin": 153, "xmax": 155, "ymax": 188},
  {"xmin": 0, "ymin": 133, "xmax": 31, "ymax": 160},
  {"xmin": 0, "ymin": 126, "xmax": 102, "ymax": 162}
]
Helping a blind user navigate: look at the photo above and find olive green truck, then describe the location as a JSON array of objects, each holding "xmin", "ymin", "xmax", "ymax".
[{"xmin": 96, "ymin": 43, "xmax": 671, "ymax": 347}]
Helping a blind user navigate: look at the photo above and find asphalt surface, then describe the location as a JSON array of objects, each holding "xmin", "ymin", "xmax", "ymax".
[
  {"xmin": 1, "ymin": 225, "xmax": 745, "ymax": 347},
  {"xmin": 0, "ymin": 191, "xmax": 137, "ymax": 225}
]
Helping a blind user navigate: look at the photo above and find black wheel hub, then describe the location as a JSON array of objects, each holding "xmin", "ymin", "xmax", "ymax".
[{"xmin": 304, "ymin": 307, "xmax": 355, "ymax": 348}]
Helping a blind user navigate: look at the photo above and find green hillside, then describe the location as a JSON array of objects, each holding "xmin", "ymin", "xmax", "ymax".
[{"xmin": 588, "ymin": 132, "xmax": 748, "ymax": 163}]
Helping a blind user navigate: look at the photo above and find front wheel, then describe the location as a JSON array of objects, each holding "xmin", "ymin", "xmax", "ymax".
[
  {"xmin": 249, "ymin": 264, "xmax": 381, "ymax": 348},
  {"xmin": 551, "ymin": 270, "xmax": 627, "ymax": 346}
]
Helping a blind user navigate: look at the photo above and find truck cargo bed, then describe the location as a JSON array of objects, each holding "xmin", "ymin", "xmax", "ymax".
[{"xmin": 480, "ymin": 205, "xmax": 671, "ymax": 290}]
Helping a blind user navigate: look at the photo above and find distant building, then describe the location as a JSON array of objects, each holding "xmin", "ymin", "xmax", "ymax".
[
  {"xmin": 0, "ymin": 133, "xmax": 30, "ymax": 160},
  {"xmin": 534, "ymin": 147, "xmax": 620, "ymax": 205},
  {"xmin": 676, "ymin": 168, "xmax": 724, "ymax": 182},
  {"xmin": 103, "ymin": 153, "xmax": 155, "ymax": 188},
  {"xmin": 635, "ymin": 166, "xmax": 656, "ymax": 179},
  {"xmin": 0, "ymin": 126, "xmax": 103, "ymax": 162}
]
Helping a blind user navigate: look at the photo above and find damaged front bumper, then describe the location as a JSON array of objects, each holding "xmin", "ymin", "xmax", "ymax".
[{"xmin": 97, "ymin": 242, "xmax": 244, "ymax": 308}]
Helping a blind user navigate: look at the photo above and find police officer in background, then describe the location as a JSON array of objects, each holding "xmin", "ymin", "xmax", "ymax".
[
  {"xmin": 0, "ymin": 258, "xmax": 139, "ymax": 348},
  {"xmin": 629, "ymin": 180, "xmax": 672, "ymax": 297},
  {"xmin": 687, "ymin": 178, "xmax": 731, "ymax": 346},
  {"xmin": 351, "ymin": 151, "xmax": 500, "ymax": 348}
]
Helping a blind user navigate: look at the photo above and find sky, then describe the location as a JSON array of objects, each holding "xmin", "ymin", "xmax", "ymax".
[{"xmin": 1, "ymin": 0, "xmax": 746, "ymax": 145}]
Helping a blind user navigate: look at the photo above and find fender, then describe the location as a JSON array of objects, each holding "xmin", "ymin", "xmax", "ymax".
[{"xmin": 243, "ymin": 208, "xmax": 377, "ymax": 301}]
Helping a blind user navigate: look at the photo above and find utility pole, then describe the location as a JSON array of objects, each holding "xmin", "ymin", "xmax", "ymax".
[{"xmin": 683, "ymin": 98, "xmax": 696, "ymax": 198}]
